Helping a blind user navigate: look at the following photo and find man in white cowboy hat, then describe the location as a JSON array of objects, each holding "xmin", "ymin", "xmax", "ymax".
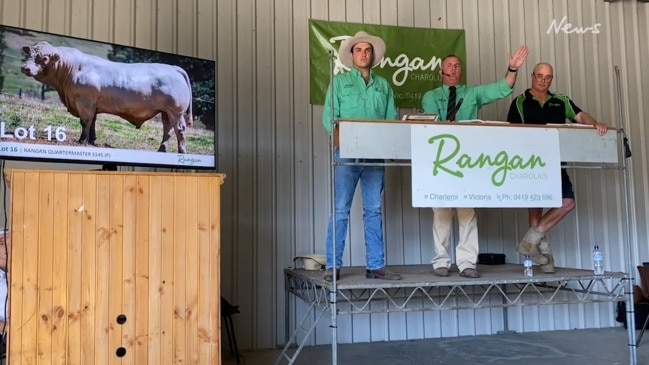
[
  {"xmin": 321, "ymin": 30, "xmax": 400, "ymax": 282},
  {"xmin": 421, "ymin": 45, "xmax": 529, "ymax": 279}
]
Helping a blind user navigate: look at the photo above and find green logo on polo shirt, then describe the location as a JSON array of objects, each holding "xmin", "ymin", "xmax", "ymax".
[
  {"xmin": 428, "ymin": 134, "xmax": 546, "ymax": 186},
  {"xmin": 548, "ymin": 102, "xmax": 562, "ymax": 107}
]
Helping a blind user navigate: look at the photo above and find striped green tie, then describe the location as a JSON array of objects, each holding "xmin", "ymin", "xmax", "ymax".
[{"xmin": 447, "ymin": 86, "xmax": 456, "ymax": 120}]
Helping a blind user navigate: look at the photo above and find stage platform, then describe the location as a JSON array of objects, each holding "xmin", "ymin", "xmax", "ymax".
[
  {"xmin": 278, "ymin": 264, "xmax": 629, "ymax": 365},
  {"xmin": 284, "ymin": 264, "xmax": 627, "ymax": 314}
]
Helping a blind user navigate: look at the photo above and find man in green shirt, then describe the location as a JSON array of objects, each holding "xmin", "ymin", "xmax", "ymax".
[
  {"xmin": 421, "ymin": 46, "xmax": 529, "ymax": 278},
  {"xmin": 321, "ymin": 31, "xmax": 400, "ymax": 282}
]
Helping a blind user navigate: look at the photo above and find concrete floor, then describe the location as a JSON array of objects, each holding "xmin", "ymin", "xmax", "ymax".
[{"xmin": 223, "ymin": 327, "xmax": 649, "ymax": 365}]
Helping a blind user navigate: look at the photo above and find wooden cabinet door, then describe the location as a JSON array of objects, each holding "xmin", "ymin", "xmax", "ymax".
[{"xmin": 8, "ymin": 170, "xmax": 223, "ymax": 365}]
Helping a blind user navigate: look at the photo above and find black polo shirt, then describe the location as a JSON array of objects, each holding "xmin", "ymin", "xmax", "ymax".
[{"xmin": 506, "ymin": 89, "xmax": 582, "ymax": 125}]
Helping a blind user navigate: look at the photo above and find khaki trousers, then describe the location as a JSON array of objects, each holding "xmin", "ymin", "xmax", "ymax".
[{"xmin": 431, "ymin": 207, "xmax": 479, "ymax": 272}]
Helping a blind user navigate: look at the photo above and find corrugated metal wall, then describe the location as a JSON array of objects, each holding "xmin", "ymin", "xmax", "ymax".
[{"xmin": 1, "ymin": 0, "xmax": 648, "ymax": 351}]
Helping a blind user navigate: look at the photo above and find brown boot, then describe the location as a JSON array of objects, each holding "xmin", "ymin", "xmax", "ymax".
[
  {"xmin": 530, "ymin": 253, "xmax": 549, "ymax": 265},
  {"xmin": 540, "ymin": 253, "xmax": 555, "ymax": 273},
  {"xmin": 538, "ymin": 237, "xmax": 555, "ymax": 274},
  {"xmin": 366, "ymin": 267, "xmax": 402, "ymax": 280},
  {"xmin": 433, "ymin": 267, "xmax": 450, "ymax": 277},
  {"xmin": 459, "ymin": 268, "xmax": 481, "ymax": 278},
  {"xmin": 517, "ymin": 226, "xmax": 543, "ymax": 255},
  {"xmin": 323, "ymin": 268, "xmax": 341, "ymax": 282}
]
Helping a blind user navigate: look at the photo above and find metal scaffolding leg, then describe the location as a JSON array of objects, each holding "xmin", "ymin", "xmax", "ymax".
[
  {"xmin": 498, "ymin": 284, "xmax": 516, "ymax": 335},
  {"xmin": 274, "ymin": 301, "xmax": 327, "ymax": 365}
]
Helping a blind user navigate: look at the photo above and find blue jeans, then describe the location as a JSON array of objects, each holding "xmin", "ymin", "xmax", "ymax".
[{"xmin": 326, "ymin": 149, "xmax": 385, "ymax": 270}]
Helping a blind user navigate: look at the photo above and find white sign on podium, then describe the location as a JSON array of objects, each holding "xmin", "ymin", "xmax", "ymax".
[
  {"xmin": 411, "ymin": 124, "xmax": 562, "ymax": 208},
  {"xmin": 338, "ymin": 119, "xmax": 618, "ymax": 163}
]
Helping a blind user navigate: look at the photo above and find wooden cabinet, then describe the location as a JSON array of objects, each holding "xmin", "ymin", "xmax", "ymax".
[{"xmin": 7, "ymin": 169, "xmax": 224, "ymax": 365}]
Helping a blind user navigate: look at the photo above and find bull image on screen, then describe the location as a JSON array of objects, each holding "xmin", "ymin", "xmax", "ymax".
[
  {"xmin": 21, "ymin": 41, "xmax": 193, "ymax": 154},
  {"xmin": 0, "ymin": 25, "xmax": 216, "ymax": 169}
]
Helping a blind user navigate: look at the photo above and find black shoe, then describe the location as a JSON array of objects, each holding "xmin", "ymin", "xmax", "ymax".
[
  {"xmin": 366, "ymin": 267, "xmax": 402, "ymax": 280},
  {"xmin": 323, "ymin": 268, "xmax": 341, "ymax": 282}
]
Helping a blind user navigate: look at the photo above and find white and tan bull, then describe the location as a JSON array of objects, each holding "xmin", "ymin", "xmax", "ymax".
[{"xmin": 21, "ymin": 41, "xmax": 193, "ymax": 153}]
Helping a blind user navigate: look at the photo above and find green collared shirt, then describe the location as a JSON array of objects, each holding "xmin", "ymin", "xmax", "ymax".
[
  {"xmin": 421, "ymin": 79, "xmax": 513, "ymax": 120},
  {"xmin": 322, "ymin": 68, "xmax": 398, "ymax": 133}
]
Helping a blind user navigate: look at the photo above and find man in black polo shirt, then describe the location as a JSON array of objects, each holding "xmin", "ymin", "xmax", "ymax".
[{"xmin": 506, "ymin": 62, "xmax": 608, "ymax": 273}]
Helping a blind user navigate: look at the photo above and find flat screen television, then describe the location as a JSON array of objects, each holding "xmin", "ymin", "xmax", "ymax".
[{"xmin": 0, "ymin": 25, "xmax": 216, "ymax": 169}]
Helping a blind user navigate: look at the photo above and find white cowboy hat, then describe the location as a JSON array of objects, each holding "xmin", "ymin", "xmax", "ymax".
[
  {"xmin": 293, "ymin": 254, "xmax": 327, "ymax": 271},
  {"xmin": 338, "ymin": 31, "xmax": 386, "ymax": 69}
]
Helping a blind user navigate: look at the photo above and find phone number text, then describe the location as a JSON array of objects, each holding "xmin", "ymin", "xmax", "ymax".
[{"xmin": 498, "ymin": 193, "xmax": 553, "ymax": 202}]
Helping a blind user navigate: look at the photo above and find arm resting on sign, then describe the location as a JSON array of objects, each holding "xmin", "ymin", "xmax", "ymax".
[{"xmin": 573, "ymin": 111, "xmax": 608, "ymax": 135}]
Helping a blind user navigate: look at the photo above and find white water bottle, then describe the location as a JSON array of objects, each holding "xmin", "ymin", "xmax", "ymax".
[
  {"xmin": 523, "ymin": 254, "xmax": 533, "ymax": 277},
  {"xmin": 592, "ymin": 245, "xmax": 604, "ymax": 275}
]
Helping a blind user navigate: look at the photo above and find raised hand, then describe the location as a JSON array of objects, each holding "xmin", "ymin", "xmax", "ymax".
[{"xmin": 508, "ymin": 45, "xmax": 529, "ymax": 70}]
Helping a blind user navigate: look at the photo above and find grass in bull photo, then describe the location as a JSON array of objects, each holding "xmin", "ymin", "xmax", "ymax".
[{"xmin": 0, "ymin": 93, "xmax": 214, "ymax": 154}]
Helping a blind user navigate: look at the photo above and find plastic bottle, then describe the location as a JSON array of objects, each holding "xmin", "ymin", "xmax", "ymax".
[
  {"xmin": 523, "ymin": 254, "xmax": 533, "ymax": 277},
  {"xmin": 593, "ymin": 245, "xmax": 605, "ymax": 275}
]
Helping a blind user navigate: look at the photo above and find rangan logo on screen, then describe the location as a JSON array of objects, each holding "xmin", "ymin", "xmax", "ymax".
[{"xmin": 428, "ymin": 134, "xmax": 546, "ymax": 187}]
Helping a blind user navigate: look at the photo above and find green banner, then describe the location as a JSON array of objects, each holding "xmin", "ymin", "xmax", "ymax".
[{"xmin": 309, "ymin": 19, "xmax": 466, "ymax": 109}]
